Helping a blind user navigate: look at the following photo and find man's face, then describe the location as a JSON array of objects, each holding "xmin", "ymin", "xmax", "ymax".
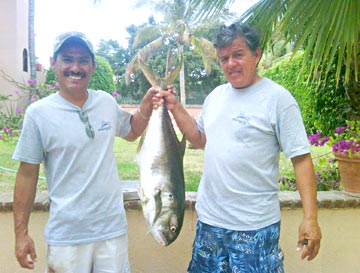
[
  {"xmin": 50, "ymin": 43, "xmax": 96, "ymax": 94},
  {"xmin": 218, "ymin": 37, "xmax": 261, "ymax": 89}
]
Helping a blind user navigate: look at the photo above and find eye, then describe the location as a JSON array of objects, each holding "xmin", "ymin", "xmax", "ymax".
[
  {"xmin": 62, "ymin": 57, "xmax": 73, "ymax": 63},
  {"xmin": 168, "ymin": 194, "xmax": 173, "ymax": 200},
  {"xmin": 80, "ymin": 58, "xmax": 90, "ymax": 65},
  {"xmin": 170, "ymin": 226, "xmax": 177, "ymax": 233}
]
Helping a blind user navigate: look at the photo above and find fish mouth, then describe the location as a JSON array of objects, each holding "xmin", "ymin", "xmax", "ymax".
[{"xmin": 155, "ymin": 230, "xmax": 168, "ymax": 247}]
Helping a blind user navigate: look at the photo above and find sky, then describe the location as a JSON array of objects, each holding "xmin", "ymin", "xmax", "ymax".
[{"xmin": 35, "ymin": 0, "xmax": 258, "ymax": 68}]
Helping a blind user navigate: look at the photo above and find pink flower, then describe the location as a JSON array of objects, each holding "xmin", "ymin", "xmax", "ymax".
[{"xmin": 27, "ymin": 79, "xmax": 37, "ymax": 85}]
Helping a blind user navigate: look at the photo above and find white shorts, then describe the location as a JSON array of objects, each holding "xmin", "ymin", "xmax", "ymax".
[{"xmin": 46, "ymin": 235, "xmax": 130, "ymax": 273}]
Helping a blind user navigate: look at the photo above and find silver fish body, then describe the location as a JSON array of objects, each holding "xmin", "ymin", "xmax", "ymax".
[{"xmin": 137, "ymin": 104, "xmax": 186, "ymax": 246}]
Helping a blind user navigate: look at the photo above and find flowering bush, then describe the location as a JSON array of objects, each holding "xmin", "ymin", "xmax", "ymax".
[
  {"xmin": 0, "ymin": 74, "xmax": 59, "ymax": 142},
  {"xmin": 0, "ymin": 106, "xmax": 23, "ymax": 142},
  {"xmin": 315, "ymin": 157, "xmax": 340, "ymax": 191},
  {"xmin": 309, "ymin": 120, "xmax": 360, "ymax": 158},
  {"xmin": 279, "ymin": 155, "xmax": 340, "ymax": 191}
]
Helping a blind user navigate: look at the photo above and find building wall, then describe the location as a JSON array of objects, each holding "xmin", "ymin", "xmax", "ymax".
[{"xmin": 0, "ymin": 0, "xmax": 30, "ymax": 112}]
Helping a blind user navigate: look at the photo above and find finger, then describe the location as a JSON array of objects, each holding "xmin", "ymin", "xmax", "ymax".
[
  {"xmin": 299, "ymin": 240, "xmax": 320, "ymax": 261},
  {"xmin": 305, "ymin": 240, "xmax": 320, "ymax": 261},
  {"xmin": 17, "ymin": 255, "xmax": 35, "ymax": 269},
  {"xmin": 29, "ymin": 247, "xmax": 37, "ymax": 263},
  {"xmin": 149, "ymin": 87, "xmax": 160, "ymax": 95},
  {"xmin": 297, "ymin": 238, "xmax": 308, "ymax": 250}
]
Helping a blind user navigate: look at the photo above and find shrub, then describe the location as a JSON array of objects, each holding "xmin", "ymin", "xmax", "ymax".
[
  {"xmin": 89, "ymin": 56, "xmax": 116, "ymax": 93},
  {"xmin": 261, "ymin": 52, "xmax": 348, "ymax": 135}
]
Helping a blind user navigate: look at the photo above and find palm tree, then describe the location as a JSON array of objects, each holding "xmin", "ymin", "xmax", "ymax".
[
  {"xmin": 125, "ymin": 0, "xmax": 228, "ymax": 105},
  {"xmin": 191, "ymin": 0, "xmax": 359, "ymax": 116}
]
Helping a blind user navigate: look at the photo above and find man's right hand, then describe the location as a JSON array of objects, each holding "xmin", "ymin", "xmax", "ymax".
[{"xmin": 15, "ymin": 234, "xmax": 37, "ymax": 269}]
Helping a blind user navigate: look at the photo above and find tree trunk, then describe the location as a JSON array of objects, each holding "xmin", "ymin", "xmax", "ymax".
[{"xmin": 179, "ymin": 44, "xmax": 186, "ymax": 106}]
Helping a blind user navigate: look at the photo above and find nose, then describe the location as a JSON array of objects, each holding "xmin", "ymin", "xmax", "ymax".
[
  {"xmin": 228, "ymin": 56, "xmax": 237, "ymax": 67},
  {"xmin": 70, "ymin": 61, "xmax": 81, "ymax": 72}
]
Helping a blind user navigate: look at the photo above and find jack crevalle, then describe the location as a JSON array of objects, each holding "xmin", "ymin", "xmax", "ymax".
[{"xmin": 136, "ymin": 102, "xmax": 186, "ymax": 246}]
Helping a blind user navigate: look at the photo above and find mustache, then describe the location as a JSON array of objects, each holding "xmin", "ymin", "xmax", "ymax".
[{"xmin": 64, "ymin": 71, "xmax": 86, "ymax": 78}]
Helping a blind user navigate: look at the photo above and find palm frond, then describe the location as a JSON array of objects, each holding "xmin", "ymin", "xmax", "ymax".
[
  {"xmin": 190, "ymin": 36, "xmax": 218, "ymax": 74},
  {"xmin": 132, "ymin": 25, "xmax": 163, "ymax": 49},
  {"xmin": 125, "ymin": 37, "xmax": 164, "ymax": 84},
  {"xmin": 241, "ymin": 0, "xmax": 359, "ymax": 85},
  {"xmin": 137, "ymin": 57, "xmax": 162, "ymax": 87},
  {"xmin": 162, "ymin": 54, "xmax": 183, "ymax": 88},
  {"xmin": 190, "ymin": 0, "xmax": 235, "ymax": 20}
]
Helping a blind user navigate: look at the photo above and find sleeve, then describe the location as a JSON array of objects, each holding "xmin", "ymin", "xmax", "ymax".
[
  {"xmin": 12, "ymin": 110, "xmax": 44, "ymax": 164},
  {"xmin": 115, "ymin": 104, "xmax": 132, "ymax": 138},
  {"xmin": 276, "ymin": 103, "xmax": 310, "ymax": 159}
]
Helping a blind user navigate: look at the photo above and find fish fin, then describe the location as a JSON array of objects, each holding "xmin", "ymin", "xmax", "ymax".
[
  {"xmin": 179, "ymin": 134, "xmax": 186, "ymax": 157},
  {"xmin": 161, "ymin": 54, "xmax": 183, "ymax": 89},
  {"xmin": 136, "ymin": 130, "xmax": 147, "ymax": 154}
]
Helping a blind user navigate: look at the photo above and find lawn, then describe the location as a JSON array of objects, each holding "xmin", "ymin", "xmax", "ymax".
[{"xmin": 0, "ymin": 138, "xmax": 331, "ymax": 193}]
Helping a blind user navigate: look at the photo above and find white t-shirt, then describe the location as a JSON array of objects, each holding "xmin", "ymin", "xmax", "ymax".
[
  {"xmin": 196, "ymin": 78, "xmax": 310, "ymax": 230},
  {"xmin": 13, "ymin": 89, "xmax": 132, "ymax": 245}
]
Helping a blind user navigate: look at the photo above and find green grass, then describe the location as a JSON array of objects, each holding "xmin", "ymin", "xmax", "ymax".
[{"xmin": 0, "ymin": 139, "xmax": 332, "ymax": 193}]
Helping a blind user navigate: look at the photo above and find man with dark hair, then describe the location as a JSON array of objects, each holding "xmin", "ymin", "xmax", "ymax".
[
  {"xmin": 13, "ymin": 31, "xmax": 157, "ymax": 272},
  {"xmin": 155, "ymin": 22, "xmax": 322, "ymax": 272}
]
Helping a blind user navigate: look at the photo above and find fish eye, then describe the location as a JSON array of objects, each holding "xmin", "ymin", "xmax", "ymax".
[
  {"xmin": 170, "ymin": 225, "xmax": 177, "ymax": 233},
  {"xmin": 168, "ymin": 194, "xmax": 173, "ymax": 200}
]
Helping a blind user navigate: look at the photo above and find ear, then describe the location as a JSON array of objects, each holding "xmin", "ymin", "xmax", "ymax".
[
  {"xmin": 91, "ymin": 62, "xmax": 97, "ymax": 74},
  {"xmin": 254, "ymin": 47, "xmax": 262, "ymax": 65},
  {"xmin": 49, "ymin": 56, "xmax": 56, "ymax": 70}
]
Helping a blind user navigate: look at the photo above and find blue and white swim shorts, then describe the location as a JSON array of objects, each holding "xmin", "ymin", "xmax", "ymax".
[{"xmin": 188, "ymin": 220, "xmax": 284, "ymax": 273}]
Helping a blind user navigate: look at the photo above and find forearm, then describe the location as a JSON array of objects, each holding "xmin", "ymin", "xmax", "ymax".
[
  {"xmin": 170, "ymin": 101, "xmax": 205, "ymax": 149},
  {"xmin": 125, "ymin": 92, "xmax": 153, "ymax": 141},
  {"xmin": 13, "ymin": 163, "xmax": 39, "ymax": 237},
  {"xmin": 292, "ymin": 154, "xmax": 318, "ymax": 220}
]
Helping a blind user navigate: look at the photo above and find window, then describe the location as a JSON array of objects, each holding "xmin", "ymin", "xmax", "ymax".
[{"xmin": 23, "ymin": 49, "xmax": 28, "ymax": 72}]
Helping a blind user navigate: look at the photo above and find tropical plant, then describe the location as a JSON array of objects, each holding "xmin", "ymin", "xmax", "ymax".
[
  {"xmin": 125, "ymin": 0, "xmax": 226, "ymax": 105},
  {"xmin": 190, "ymin": 0, "xmax": 360, "ymax": 118}
]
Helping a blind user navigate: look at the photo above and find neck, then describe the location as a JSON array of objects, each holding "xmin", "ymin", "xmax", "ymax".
[{"xmin": 59, "ymin": 89, "xmax": 88, "ymax": 108}]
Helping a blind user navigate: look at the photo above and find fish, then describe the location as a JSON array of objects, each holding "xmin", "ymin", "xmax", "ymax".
[{"xmin": 136, "ymin": 101, "xmax": 186, "ymax": 246}]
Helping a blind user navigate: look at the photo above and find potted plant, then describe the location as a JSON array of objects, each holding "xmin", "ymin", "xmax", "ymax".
[{"xmin": 309, "ymin": 120, "xmax": 360, "ymax": 196}]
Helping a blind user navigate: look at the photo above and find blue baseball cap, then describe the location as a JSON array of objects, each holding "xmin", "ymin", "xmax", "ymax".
[{"xmin": 53, "ymin": 31, "xmax": 94, "ymax": 56}]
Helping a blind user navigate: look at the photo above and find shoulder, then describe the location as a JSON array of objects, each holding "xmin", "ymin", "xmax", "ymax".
[
  {"xmin": 261, "ymin": 77, "xmax": 297, "ymax": 104},
  {"xmin": 25, "ymin": 93, "xmax": 58, "ymax": 114},
  {"xmin": 88, "ymin": 89, "xmax": 116, "ymax": 102},
  {"xmin": 205, "ymin": 83, "xmax": 229, "ymax": 102}
]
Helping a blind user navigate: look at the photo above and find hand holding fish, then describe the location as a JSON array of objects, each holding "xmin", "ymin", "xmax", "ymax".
[
  {"xmin": 153, "ymin": 85, "xmax": 179, "ymax": 111},
  {"xmin": 126, "ymin": 86, "xmax": 163, "ymax": 141}
]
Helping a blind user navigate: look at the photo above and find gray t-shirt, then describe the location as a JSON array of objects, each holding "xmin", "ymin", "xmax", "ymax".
[
  {"xmin": 13, "ymin": 89, "xmax": 132, "ymax": 245},
  {"xmin": 196, "ymin": 78, "xmax": 310, "ymax": 230}
]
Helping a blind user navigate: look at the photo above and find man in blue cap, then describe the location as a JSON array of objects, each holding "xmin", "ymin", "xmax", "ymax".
[{"xmin": 13, "ymin": 31, "xmax": 158, "ymax": 272}]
